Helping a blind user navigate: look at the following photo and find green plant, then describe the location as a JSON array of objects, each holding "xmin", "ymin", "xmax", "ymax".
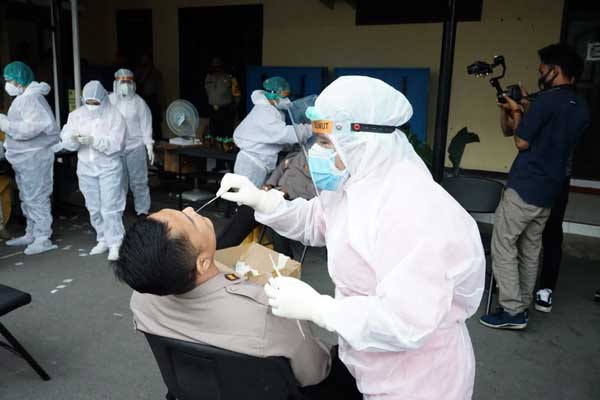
[{"xmin": 404, "ymin": 130, "xmax": 433, "ymax": 170}]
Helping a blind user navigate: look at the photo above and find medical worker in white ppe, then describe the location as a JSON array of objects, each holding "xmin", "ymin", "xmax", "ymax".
[
  {"xmin": 109, "ymin": 68, "xmax": 154, "ymax": 217},
  {"xmin": 61, "ymin": 81, "xmax": 127, "ymax": 261},
  {"xmin": 0, "ymin": 61, "xmax": 59, "ymax": 255},
  {"xmin": 233, "ymin": 76, "xmax": 308, "ymax": 187},
  {"xmin": 218, "ymin": 76, "xmax": 485, "ymax": 399}
]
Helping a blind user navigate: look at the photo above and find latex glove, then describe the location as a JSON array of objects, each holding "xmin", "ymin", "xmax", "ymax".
[
  {"xmin": 146, "ymin": 143, "xmax": 155, "ymax": 165},
  {"xmin": 76, "ymin": 133, "xmax": 94, "ymax": 145},
  {"xmin": 296, "ymin": 123, "xmax": 313, "ymax": 142},
  {"xmin": 0, "ymin": 114, "xmax": 8, "ymax": 132},
  {"xmin": 51, "ymin": 142, "xmax": 64, "ymax": 153},
  {"xmin": 264, "ymin": 277, "xmax": 337, "ymax": 330},
  {"xmin": 217, "ymin": 173, "xmax": 285, "ymax": 214}
]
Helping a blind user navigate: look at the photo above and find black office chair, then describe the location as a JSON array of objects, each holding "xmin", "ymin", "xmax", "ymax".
[
  {"xmin": 441, "ymin": 176, "xmax": 504, "ymax": 314},
  {"xmin": 0, "ymin": 284, "xmax": 50, "ymax": 381},
  {"xmin": 144, "ymin": 332, "xmax": 303, "ymax": 400}
]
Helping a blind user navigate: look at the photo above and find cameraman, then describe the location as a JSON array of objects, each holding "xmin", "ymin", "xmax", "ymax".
[{"xmin": 480, "ymin": 44, "xmax": 589, "ymax": 330}]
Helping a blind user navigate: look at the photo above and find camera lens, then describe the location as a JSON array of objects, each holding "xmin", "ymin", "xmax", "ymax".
[{"xmin": 467, "ymin": 64, "xmax": 479, "ymax": 75}]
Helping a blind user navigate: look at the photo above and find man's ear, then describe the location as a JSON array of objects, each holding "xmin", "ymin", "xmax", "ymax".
[
  {"xmin": 195, "ymin": 255, "xmax": 211, "ymax": 276},
  {"xmin": 552, "ymin": 65, "xmax": 563, "ymax": 79}
]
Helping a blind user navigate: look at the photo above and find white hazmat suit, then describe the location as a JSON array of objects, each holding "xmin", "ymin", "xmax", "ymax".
[
  {"xmin": 220, "ymin": 76, "xmax": 485, "ymax": 399},
  {"xmin": 233, "ymin": 90, "xmax": 302, "ymax": 187},
  {"xmin": 61, "ymin": 81, "xmax": 127, "ymax": 260},
  {"xmin": 109, "ymin": 68, "xmax": 153, "ymax": 216},
  {"xmin": 1, "ymin": 81, "xmax": 59, "ymax": 255}
]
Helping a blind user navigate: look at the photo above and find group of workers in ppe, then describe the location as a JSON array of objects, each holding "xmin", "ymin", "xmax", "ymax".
[
  {"xmin": 219, "ymin": 76, "xmax": 486, "ymax": 399},
  {"xmin": 1, "ymin": 61, "xmax": 153, "ymax": 261}
]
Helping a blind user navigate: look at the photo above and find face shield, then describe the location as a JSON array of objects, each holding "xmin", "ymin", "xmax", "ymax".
[
  {"xmin": 286, "ymin": 95, "xmax": 350, "ymax": 196},
  {"xmin": 113, "ymin": 78, "xmax": 136, "ymax": 100},
  {"xmin": 113, "ymin": 68, "xmax": 137, "ymax": 100},
  {"xmin": 287, "ymin": 89, "xmax": 413, "ymax": 196}
]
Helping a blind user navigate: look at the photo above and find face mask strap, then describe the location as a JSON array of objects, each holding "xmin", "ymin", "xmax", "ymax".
[{"xmin": 539, "ymin": 65, "xmax": 558, "ymax": 90}]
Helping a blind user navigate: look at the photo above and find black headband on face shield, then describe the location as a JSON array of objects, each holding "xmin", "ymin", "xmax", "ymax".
[{"xmin": 350, "ymin": 122, "xmax": 399, "ymax": 134}]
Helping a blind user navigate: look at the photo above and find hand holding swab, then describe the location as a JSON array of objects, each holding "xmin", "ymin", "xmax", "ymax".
[{"xmin": 269, "ymin": 254, "xmax": 306, "ymax": 339}]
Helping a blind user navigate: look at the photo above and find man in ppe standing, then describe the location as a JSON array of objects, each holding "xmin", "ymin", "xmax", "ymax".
[
  {"xmin": 233, "ymin": 76, "xmax": 307, "ymax": 187},
  {"xmin": 218, "ymin": 76, "xmax": 485, "ymax": 399},
  {"xmin": 205, "ymin": 56, "xmax": 240, "ymax": 169},
  {"xmin": 109, "ymin": 68, "xmax": 154, "ymax": 218},
  {"xmin": 0, "ymin": 61, "xmax": 59, "ymax": 255},
  {"xmin": 61, "ymin": 81, "xmax": 127, "ymax": 261}
]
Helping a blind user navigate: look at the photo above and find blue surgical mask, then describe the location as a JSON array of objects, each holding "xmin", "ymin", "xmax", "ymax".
[{"xmin": 307, "ymin": 144, "xmax": 349, "ymax": 191}]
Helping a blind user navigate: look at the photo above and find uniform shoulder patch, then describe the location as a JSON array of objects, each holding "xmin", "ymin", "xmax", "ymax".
[{"xmin": 225, "ymin": 273, "xmax": 240, "ymax": 281}]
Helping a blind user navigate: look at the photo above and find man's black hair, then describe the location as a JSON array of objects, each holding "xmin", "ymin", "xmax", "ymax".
[
  {"xmin": 113, "ymin": 218, "xmax": 198, "ymax": 296},
  {"xmin": 538, "ymin": 43, "xmax": 584, "ymax": 81}
]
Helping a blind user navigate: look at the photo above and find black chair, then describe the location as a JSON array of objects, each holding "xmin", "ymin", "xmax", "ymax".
[
  {"xmin": 0, "ymin": 284, "xmax": 50, "ymax": 381},
  {"xmin": 441, "ymin": 176, "xmax": 504, "ymax": 314},
  {"xmin": 144, "ymin": 332, "xmax": 302, "ymax": 400}
]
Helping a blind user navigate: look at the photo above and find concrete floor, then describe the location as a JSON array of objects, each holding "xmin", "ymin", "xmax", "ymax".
[{"xmin": 0, "ymin": 198, "xmax": 599, "ymax": 399}]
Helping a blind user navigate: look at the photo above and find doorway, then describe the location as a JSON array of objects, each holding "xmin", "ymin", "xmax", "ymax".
[
  {"xmin": 178, "ymin": 5, "xmax": 263, "ymax": 119},
  {"xmin": 116, "ymin": 9, "xmax": 153, "ymax": 69}
]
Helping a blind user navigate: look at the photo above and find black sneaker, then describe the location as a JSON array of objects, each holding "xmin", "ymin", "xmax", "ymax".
[
  {"xmin": 479, "ymin": 308, "xmax": 528, "ymax": 330},
  {"xmin": 535, "ymin": 288, "xmax": 553, "ymax": 312}
]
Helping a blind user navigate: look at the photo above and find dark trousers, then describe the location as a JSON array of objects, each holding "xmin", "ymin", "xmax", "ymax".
[
  {"xmin": 216, "ymin": 205, "xmax": 294, "ymax": 258},
  {"xmin": 209, "ymin": 104, "xmax": 236, "ymax": 171},
  {"xmin": 208, "ymin": 104, "xmax": 235, "ymax": 139},
  {"xmin": 268, "ymin": 227, "xmax": 294, "ymax": 258},
  {"xmin": 216, "ymin": 205, "xmax": 257, "ymax": 250},
  {"xmin": 299, "ymin": 346, "xmax": 362, "ymax": 400},
  {"xmin": 540, "ymin": 178, "xmax": 570, "ymax": 291}
]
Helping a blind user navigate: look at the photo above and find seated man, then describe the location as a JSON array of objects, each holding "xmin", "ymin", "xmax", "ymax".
[
  {"xmin": 112, "ymin": 207, "xmax": 331, "ymax": 387},
  {"xmin": 217, "ymin": 151, "xmax": 316, "ymax": 255}
]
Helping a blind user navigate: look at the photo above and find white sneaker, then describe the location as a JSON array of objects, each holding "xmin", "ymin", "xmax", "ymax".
[
  {"xmin": 107, "ymin": 246, "xmax": 120, "ymax": 261},
  {"xmin": 535, "ymin": 288, "xmax": 553, "ymax": 312},
  {"xmin": 24, "ymin": 239, "xmax": 58, "ymax": 255},
  {"xmin": 89, "ymin": 242, "xmax": 109, "ymax": 255},
  {"xmin": 6, "ymin": 234, "xmax": 34, "ymax": 247}
]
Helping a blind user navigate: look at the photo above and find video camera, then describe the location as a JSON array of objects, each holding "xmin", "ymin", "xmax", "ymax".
[{"xmin": 467, "ymin": 55, "xmax": 537, "ymax": 103}]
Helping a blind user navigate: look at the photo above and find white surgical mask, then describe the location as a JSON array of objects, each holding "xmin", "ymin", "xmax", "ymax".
[
  {"xmin": 85, "ymin": 104, "xmax": 100, "ymax": 112},
  {"xmin": 4, "ymin": 81, "xmax": 23, "ymax": 97}
]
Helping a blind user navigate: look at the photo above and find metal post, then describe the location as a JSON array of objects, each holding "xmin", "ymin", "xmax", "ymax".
[
  {"xmin": 70, "ymin": 0, "xmax": 81, "ymax": 108},
  {"xmin": 51, "ymin": 0, "xmax": 68, "ymax": 124},
  {"xmin": 50, "ymin": 3, "xmax": 61, "ymax": 125},
  {"xmin": 432, "ymin": 0, "xmax": 458, "ymax": 182},
  {"xmin": 0, "ymin": 3, "xmax": 9, "ymax": 69}
]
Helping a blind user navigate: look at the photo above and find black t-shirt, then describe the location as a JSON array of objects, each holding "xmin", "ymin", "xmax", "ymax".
[{"xmin": 507, "ymin": 85, "xmax": 590, "ymax": 208}]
